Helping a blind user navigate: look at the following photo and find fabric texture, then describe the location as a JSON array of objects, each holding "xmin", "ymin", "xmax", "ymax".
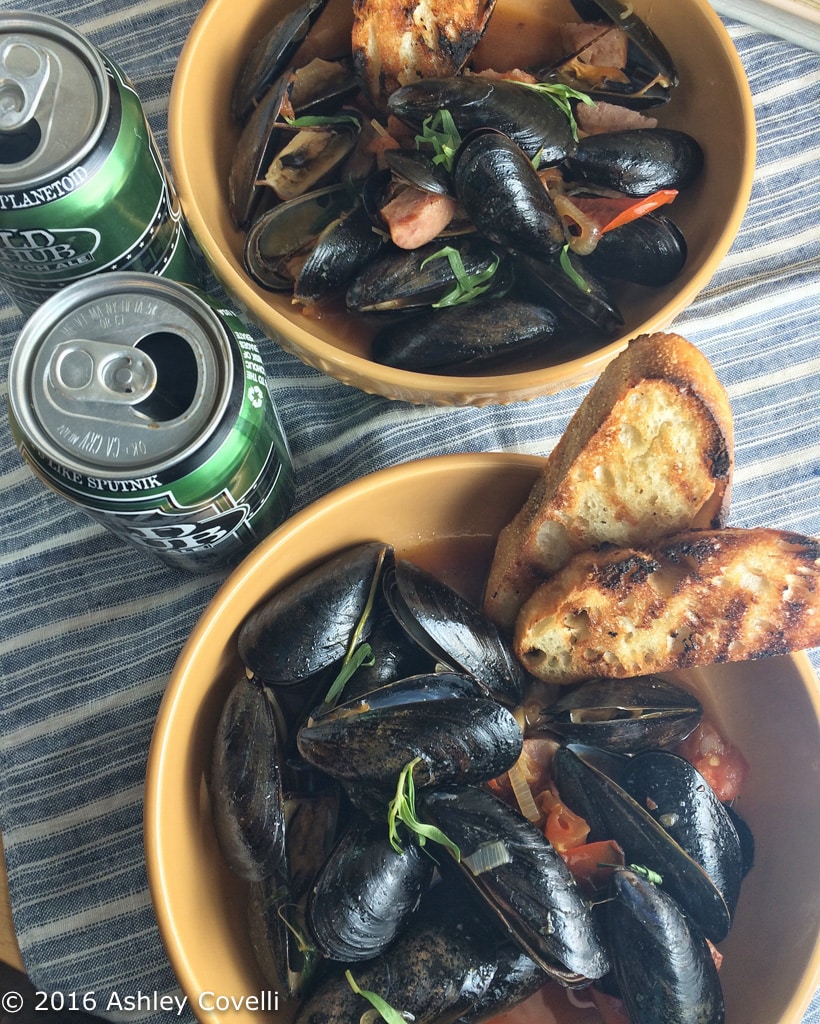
[{"xmin": 0, "ymin": 1, "xmax": 817, "ymax": 1022}]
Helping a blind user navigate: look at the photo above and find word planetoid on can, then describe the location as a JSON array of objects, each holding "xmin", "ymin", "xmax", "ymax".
[
  {"xmin": 0, "ymin": 12, "xmax": 203, "ymax": 316},
  {"xmin": 7, "ymin": 272, "xmax": 295, "ymax": 572}
]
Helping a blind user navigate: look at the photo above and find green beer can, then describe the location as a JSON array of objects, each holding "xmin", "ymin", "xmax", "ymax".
[
  {"xmin": 8, "ymin": 273, "xmax": 295, "ymax": 572},
  {"xmin": 0, "ymin": 11, "xmax": 203, "ymax": 316}
]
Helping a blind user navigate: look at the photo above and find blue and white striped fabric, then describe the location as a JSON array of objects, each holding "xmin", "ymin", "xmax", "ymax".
[{"xmin": 0, "ymin": 1, "xmax": 818, "ymax": 1022}]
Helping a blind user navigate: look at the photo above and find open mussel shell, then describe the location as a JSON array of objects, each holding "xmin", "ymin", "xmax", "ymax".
[
  {"xmin": 209, "ymin": 675, "xmax": 286, "ymax": 881},
  {"xmin": 231, "ymin": 0, "xmax": 330, "ymax": 123},
  {"xmin": 584, "ymin": 213, "xmax": 688, "ymax": 286},
  {"xmin": 384, "ymin": 149, "xmax": 454, "ymax": 197},
  {"xmin": 620, "ymin": 750, "xmax": 744, "ymax": 919},
  {"xmin": 387, "ymin": 75, "xmax": 576, "ymax": 164},
  {"xmin": 552, "ymin": 744, "xmax": 734, "ymax": 942},
  {"xmin": 371, "ymin": 296, "xmax": 558, "ymax": 373},
  {"xmin": 535, "ymin": 675, "xmax": 703, "ymax": 753},
  {"xmin": 229, "ymin": 76, "xmax": 290, "ymax": 229},
  {"xmin": 453, "ymin": 130, "xmax": 567, "ymax": 262},
  {"xmin": 563, "ymin": 128, "xmax": 704, "ymax": 198},
  {"xmin": 606, "ymin": 868, "xmax": 724, "ymax": 1024},
  {"xmin": 306, "ymin": 816, "xmax": 434, "ymax": 961},
  {"xmin": 248, "ymin": 873, "xmax": 322, "ymax": 999},
  {"xmin": 295, "ymin": 672, "xmax": 523, "ymax": 793},
  {"xmin": 294, "ymin": 203, "xmax": 386, "ymax": 306},
  {"xmin": 237, "ymin": 541, "xmax": 391, "ymax": 683},
  {"xmin": 244, "ymin": 183, "xmax": 361, "ymax": 291},
  {"xmin": 420, "ymin": 785, "xmax": 610, "ymax": 984},
  {"xmin": 384, "ymin": 559, "xmax": 526, "ymax": 706},
  {"xmin": 264, "ymin": 122, "xmax": 360, "ymax": 203},
  {"xmin": 346, "ymin": 236, "xmax": 506, "ymax": 313}
]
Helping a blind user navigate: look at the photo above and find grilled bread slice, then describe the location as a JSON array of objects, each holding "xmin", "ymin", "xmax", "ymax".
[
  {"xmin": 483, "ymin": 333, "xmax": 734, "ymax": 632},
  {"xmin": 514, "ymin": 527, "xmax": 820, "ymax": 685}
]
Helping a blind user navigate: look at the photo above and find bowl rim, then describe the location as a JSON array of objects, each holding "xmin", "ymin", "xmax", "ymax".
[
  {"xmin": 144, "ymin": 452, "xmax": 820, "ymax": 1024},
  {"xmin": 167, "ymin": 0, "xmax": 758, "ymax": 406}
]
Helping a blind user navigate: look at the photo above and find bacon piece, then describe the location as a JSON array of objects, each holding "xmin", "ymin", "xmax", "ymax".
[{"xmin": 380, "ymin": 186, "xmax": 458, "ymax": 249}]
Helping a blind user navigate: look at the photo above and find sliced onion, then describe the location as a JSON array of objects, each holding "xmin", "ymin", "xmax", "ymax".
[
  {"xmin": 554, "ymin": 193, "xmax": 602, "ymax": 255},
  {"xmin": 507, "ymin": 757, "xmax": 542, "ymax": 823}
]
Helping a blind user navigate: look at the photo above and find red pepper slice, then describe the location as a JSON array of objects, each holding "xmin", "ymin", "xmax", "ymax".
[{"xmin": 570, "ymin": 189, "xmax": 679, "ymax": 234}]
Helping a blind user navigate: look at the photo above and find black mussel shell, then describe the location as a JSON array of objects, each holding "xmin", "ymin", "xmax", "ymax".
[
  {"xmin": 388, "ymin": 75, "xmax": 576, "ymax": 164},
  {"xmin": 346, "ymin": 236, "xmax": 506, "ymax": 313},
  {"xmin": 296, "ymin": 672, "xmax": 523, "ymax": 792},
  {"xmin": 210, "ymin": 675, "xmax": 286, "ymax": 881},
  {"xmin": 535, "ymin": 675, "xmax": 703, "ymax": 753},
  {"xmin": 294, "ymin": 203, "xmax": 386, "ymax": 305},
  {"xmin": 231, "ymin": 0, "xmax": 330, "ymax": 123},
  {"xmin": 420, "ymin": 786, "xmax": 610, "ymax": 983},
  {"xmin": 563, "ymin": 128, "xmax": 704, "ymax": 198},
  {"xmin": 585, "ymin": 214, "xmax": 688, "ymax": 286},
  {"xmin": 306, "ymin": 816, "xmax": 434, "ymax": 961},
  {"xmin": 248, "ymin": 872, "xmax": 322, "ymax": 999},
  {"xmin": 454, "ymin": 130, "xmax": 567, "ymax": 261},
  {"xmin": 607, "ymin": 868, "xmax": 724, "ymax": 1024},
  {"xmin": 237, "ymin": 541, "xmax": 391, "ymax": 683},
  {"xmin": 384, "ymin": 559, "xmax": 526, "ymax": 706},
  {"xmin": 385, "ymin": 149, "xmax": 454, "ymax": 197},
  {"xmin": 229, "ymin": 76, "xmax": 289, "ymax": 229},
  {"xmin": 620, "ymin": 750, "xmax": 744, "ymax": 919},
  {"xmin": 515, "ymin": 251, "xmax": 624, "ymax": 335},
  {"xmin": 371, "ymin": 296, "xmax": 557, "ymax": 373},
  {"xmin": 552, "ymin": 744, "xmax": 733, "ymax": 942}
]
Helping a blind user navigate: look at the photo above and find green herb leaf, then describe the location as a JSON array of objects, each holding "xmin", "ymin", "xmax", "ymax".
[
  {"xmin": 514, "ymin": 80, "xmax": 595, "ymax": 143},
  {"xmin": 421, "ymin": 245, "xmax": 500, "ymax": 308},
  {"xmin": 323, "ymin": 548, "xmax": 385, "ymax": 708},
  {"xmin": 559, "ymin": 243, "xmax": 593, "ymax": 295},
  {"xmin": 628, "ymin": 863, "xmax": 664, "ymax": 885},
  {"xmin": 387, "ymin": 757, "xmax": 460, "ymax": 860},
  {"xmin": 415, "ymin": 109, "xmax": 462, "ymax": 173},
  {"xmin": 284, "ymin": 112, "xmax": 362, "ymax": 129},
  {"xmin": 345, "ymin": 971, "xmax": 409, "ymax": 1024}
]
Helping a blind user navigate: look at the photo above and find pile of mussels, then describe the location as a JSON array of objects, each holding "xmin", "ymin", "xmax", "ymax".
[
  {"xmin": 210, "ymin": 542, "xmax": 753, "ymax": 1024},
  {"xmin": 227, "ymin": 0, "xmax": 705, "ymax": 372}
]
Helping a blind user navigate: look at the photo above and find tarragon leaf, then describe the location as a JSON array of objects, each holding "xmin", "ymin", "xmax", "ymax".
[
  {"xmin": 559, "ymin": 243, "xmax": 593, "ymax": 295},
  {"xmin": 514, "ymin": 81, "xmax": 595, "ymax": 142},
  {"xmin": 387, "ymin": 758, "xmax": 460, "ymax": 860},
  {"xmin": 415, "ymin": 109, "xmax": 462, "ymax": 173},
  {"xmin": 345, "ymin": 971, "xmax": 410, "ymax": 1024},
  {"xmin": 421, "ymin": 245, "xmax": 500, "ymax": 308}
]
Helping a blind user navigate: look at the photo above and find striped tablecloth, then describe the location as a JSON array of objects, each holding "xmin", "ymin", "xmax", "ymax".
[{"xmin": 0, "ymin": 1, "xmax": 818, "ymax": 1022}]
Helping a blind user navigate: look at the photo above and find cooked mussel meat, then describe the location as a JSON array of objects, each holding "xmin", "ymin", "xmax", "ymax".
[
  {"xmin": 584, "ymin": 213, "xmax": 688, "ymax": 286},
  {"xmin": 420, "ymin": 785, "xmax": 610, "ymax": 983},
  {"xmin": 535, "ymin": 675, "xmax": 703, "ymax": 752},
  {"xmin": 563, "ymin": 128, "xmax": 704, "ymax": 197},
  {"xmin": 552, "ymin": 743, "xmax": 734, "ymax": 942},
  {"xmin": 237, "ymin": 541, "xmax": 391, "ymax": 683},
  {"xmin": 384, "ymin": 559, "xmax": 526, "ymax": 706},
  {"xmin": 306, "ymin": 815, "xmax": 434, "ymax": 961},
  {"xmin": 372, "ymin": 296, "xmax": 559, "ymax": 373},
  {"xmin": 209, "ymin": 674, "xmax": 286, "ymax": 881},
  {"xmin": 606, "ymin": 867, "xmax": 724, "ymax": 1024},
  {"xmin": 296, "ymin": 672, "xmax": 523, "ymax": 793},
  {"xmin": 387, "ymin": 75, "xmax": 576, "ymax": 164},
  {"xmin": 453, "ymin": 130, "xmax": 567, "ymax": 261}
]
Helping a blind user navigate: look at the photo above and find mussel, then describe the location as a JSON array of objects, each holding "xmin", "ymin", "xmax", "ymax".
[
  {"xmin": 295, "ymin": 672, "xmax": 523, "ymax": 794},
  {"xmin": 584, "ymin": 213, "xmax": 688, "ymax": 286},
  {"xmin": 552, "ymin": 744, "xmax": 737, "ymax": 942},
  {"xmin": 237, "ymin": 541, "xmax": 390, "ymax": 684},
  {"xmin": 387, "ymin": 75, "xmax": 577, "ymax": 164},
  {"xmin": 606, "ymin": 867, "xmax": 724, "ymax": 1024},
  {"xmin": 306, "ymin": 816, "xmax": 434, "ymax": 961},
  {"xmin": 514, "ymin": 250, "xmax": 624, "ymax": 336},
  {"xmin": 453, "ymin": 130, "xmax": 567, "ymax": 262},
  {"xmin": 294, "ymin": 202, "xmax": 386, "ymax": 306},
  {"xmin": 535, "ymin": 675, "xmax": 703, "ymax": 753},
  {"xmin": 563, "ymin": 128, "xmax": 704, "ymax": 197},
  {"xmin": 420, "ymin": 785, "xmax": 610, "ymax": 984},
  {"xmin": 383, "ymin": 559, "xmax": 526, "ymax": 706},
  {"xmin": 209, "ymin": 674, "xmax": 286, "ymax": 881}
]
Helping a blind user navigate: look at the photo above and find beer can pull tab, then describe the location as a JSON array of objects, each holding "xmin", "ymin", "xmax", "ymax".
[
  {"xmin": 49, "ymin": 339, "xmax": 158, "ymax": 405},
  {"xmin": 0, "ymin": 38, "xmax": 50, "ymax": 132}
]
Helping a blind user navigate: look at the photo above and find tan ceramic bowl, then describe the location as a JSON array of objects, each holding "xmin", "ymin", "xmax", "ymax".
[
  {"xmin": 168, "ymin": 0, "xmax": 755, "ymax": 406},
  {"xmin": 145, "ymin": 453, "xmax": 820, "ymax": 1024}
]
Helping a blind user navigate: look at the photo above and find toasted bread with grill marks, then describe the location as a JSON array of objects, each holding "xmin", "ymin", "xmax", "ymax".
[
  {"xmin": 514, "ymin": 527, "xmax": 820, "ymax": 685},
  {"xmin": 482, "ymin": 333, "xmax": 734, "ymax": 633}
]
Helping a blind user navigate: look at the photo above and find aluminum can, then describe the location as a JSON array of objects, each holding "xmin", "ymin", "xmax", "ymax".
[
  {"xmin": 0, "ymin": 12, "xmax": 203, "ymax": 317},
  {"xmin": 7, "ymin": 272, "xmax": 295, "ymax": 572}
]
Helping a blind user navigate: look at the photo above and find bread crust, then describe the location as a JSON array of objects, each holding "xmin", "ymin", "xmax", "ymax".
[
  {"xmin": 514, "ymin": 527, "xmax": 820, "ymax": 684},
  {"xmin": 483, "ymin": 333, "xmax": 735, "ymax": 632}
]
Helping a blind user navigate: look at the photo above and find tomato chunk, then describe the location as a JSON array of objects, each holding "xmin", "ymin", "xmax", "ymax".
[{"xmin": 675, "ymin": 719, "xmax": 750, "ymax": 802}]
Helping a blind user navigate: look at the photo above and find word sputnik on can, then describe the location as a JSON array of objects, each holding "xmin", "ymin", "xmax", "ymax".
[
  {"xmin": 8, "ymin": 272, "xmax": 295, "ymax": 572},
  {"xmin": 0, "ymin": 12, "xmax": 203, "ymax": 316}
]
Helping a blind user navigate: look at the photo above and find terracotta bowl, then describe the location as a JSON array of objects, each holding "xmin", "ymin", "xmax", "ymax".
[
  {"xmin": 168, "ymin": 0, "xmax": 755, "ymax": 406},
  {"xmin": 145, "ymin": 453, "xmax": 820, "ymax": 1024}
]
